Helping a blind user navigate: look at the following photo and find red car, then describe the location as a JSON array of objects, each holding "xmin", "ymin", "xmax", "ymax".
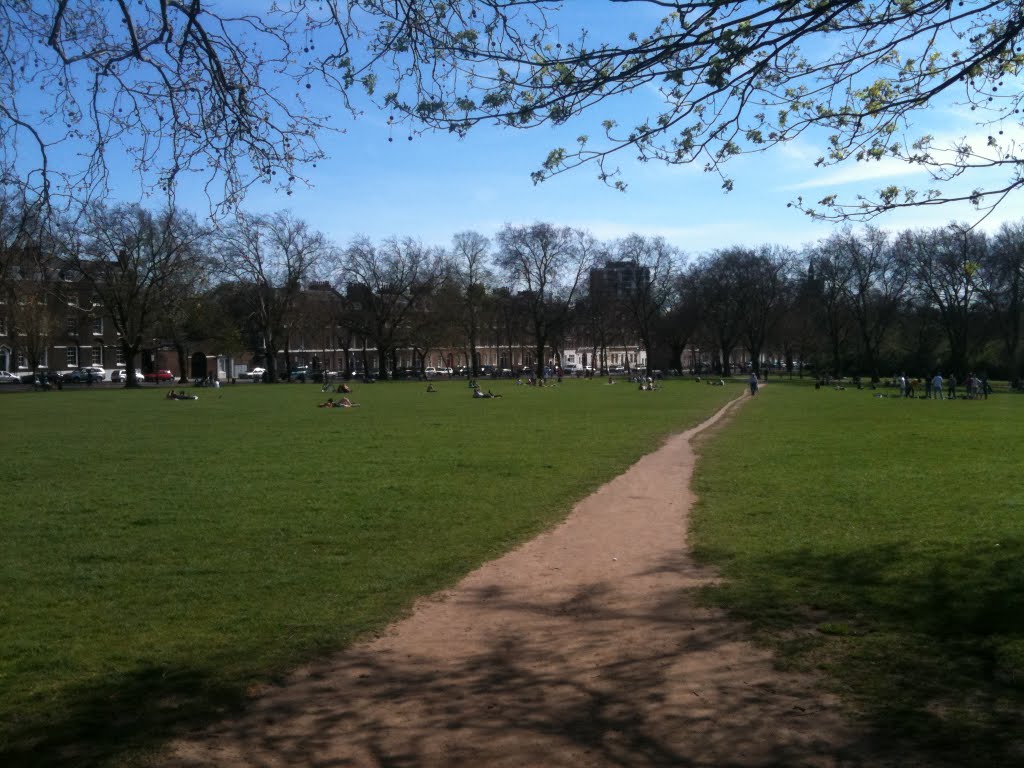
[{"xmin": 143, "ymin": 369, "xmax": 175, "ymax": 382}]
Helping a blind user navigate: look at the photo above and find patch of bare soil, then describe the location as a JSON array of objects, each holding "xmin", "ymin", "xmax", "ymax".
[{"xmin": 166, "ymin": 393, "xmax": 881, "ymax": 767}]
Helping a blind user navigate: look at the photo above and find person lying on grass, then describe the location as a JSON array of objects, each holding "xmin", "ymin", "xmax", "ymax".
[{"xmin": 318, "ymin": 396, "xmax": 359, "ymax": 408}]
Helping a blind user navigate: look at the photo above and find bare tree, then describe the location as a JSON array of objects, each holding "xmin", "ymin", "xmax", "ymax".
[
  {"xmin": 613, "ymin": 235, "xmax": 679, "ymax": 372},
  {"xmin": 339, "ymin": 235, "xmax": 444, "ymax": 379},
  {"xmin": 495, "ymin": 222, "xmax": 591, "ymax": 380},
  {"xmin": 732, "ymin": 245, "xmax": 792, "ymax": 376},
  {"xmin": 688, "ymin": 251, "xmax": 745, "ymax": 376},
  {"xmin": 978, "ymin": 222, "xmax": 1024, "ymax": 381},
  {"xmin": 837, "ymin": 228, "xmax": 913, "ymax": 380},
  {"xmin": 808, "ymin": 235, "xmax": 857, "ymax": 377},
  {"xmin": 216, "ymin": 211, "xmax": 330, "ymax": 382},
  {"xmin": 1, "ymin": 3, "xmax": 338, "ymax": 212},
  {"xmin": 66, "ymin": 203, "xmax": 208, "ymax": 386},
  {"xmin": 450, "ymin": 231, "xmax": 494, "ymax": 377},
  {"xmin": 906, "ymin": 224, "xmax": 988, "ymax": 377}
]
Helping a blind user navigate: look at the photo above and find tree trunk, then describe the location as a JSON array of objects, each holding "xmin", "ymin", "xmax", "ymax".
[
  {"xmin": 175, "ymin": 343, "xmax": 189, "ymax": 384},
  {"xmin": 535, "ymin": 339, "xmax": 547, "ymax": 381},
  {"xmin": 123, "ymin": 341, "xmax": 143, "ymax": 387}
]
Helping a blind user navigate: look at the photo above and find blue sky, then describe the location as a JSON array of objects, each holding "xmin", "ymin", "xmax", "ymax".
[{"xmin": 114, "ymin": 3, "xmax": 1024, "ymax": 256}]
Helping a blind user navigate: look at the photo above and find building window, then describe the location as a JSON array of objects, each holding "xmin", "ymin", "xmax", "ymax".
[
  {"xmin": 66, "ymin": 347, "xmax": 78, "ymax": 367},
  {"xmin": 92, "ymin": 317, "xmax": 103, "ymax": 334},
  {"xmin": 0, "ymin": 317, "xmax": 7, "ymax": 336},
  {"xmin": 92, "ymin": 347, "xmax": 102, "ymax": 365},
  {"xmin": 19, "ymin": 349, "xmax": 50, "ymax": 369},
  {"xmin": 65, "ymin": 316, "xmax": 78, "ymax": 334},
  {"xmin": 116, "ymin": 347, "xmax": 125, "ymax": 365}
]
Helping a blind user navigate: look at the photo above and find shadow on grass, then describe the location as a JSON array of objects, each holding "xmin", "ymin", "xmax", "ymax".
[
  {"xmin": 5, "ymin": 551, "xmax": 886, "ymax": 768},
  {"xmin": 9, "ymin": 541, "xmax": 1019, "ymax": 767},
  {"xmin": 696, "ymin": 538, "xmax": 1024, "ymax": 767},
  {"xmin": 1, "ymin": 664, "xmax": 247, "ymax": 768}
]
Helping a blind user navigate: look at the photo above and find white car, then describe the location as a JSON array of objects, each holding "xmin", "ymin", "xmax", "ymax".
[
  {"xmin": 110, "ymin": 369, "xmax": 144, "ymax": 383},
  {"xmin": 248, "ymin": 367, "xmax": 267, "ymax": 380},
  {"xmin": 0, "ymin": 370, "xmax": 21, "ymax": 385}
]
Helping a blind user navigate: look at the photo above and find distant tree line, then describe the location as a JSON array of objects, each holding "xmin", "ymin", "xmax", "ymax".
[{"xmin": 2, "ymin": 195, "xmax": 1022, "ymax": 384}]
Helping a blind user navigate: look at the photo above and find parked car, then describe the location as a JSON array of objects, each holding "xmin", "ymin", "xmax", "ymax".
[
  {"xmin": 424, "ymin": 366, "xmax": 438, "ymax": 377},
  {"xmin": 67, "ymin": 366, "xmax": 107, "ymax": 383},
  {"xmin": 0, "ymin": 370, "xmax": 21, "ymax": 385},
  {"xmin": 143, "ymin": 369, "xmax": 174, "ymax": 382},
  {"xmin": 248, "ymin": 367, "xmax": 267, "ymax": 380},
  {"xmin": 110, "ymin": 368, "xmax": 145, "ymax": 383}
]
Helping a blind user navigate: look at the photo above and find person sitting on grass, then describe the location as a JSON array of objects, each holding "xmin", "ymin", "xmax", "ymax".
[
  {"xmin": 426, "ymin": 382, "xmax": 437, "ymax": 393},
  {"xmin": 473, "ymin": 386, "xmax": 497, "ymax": 399},
  {"xmin": 338, "ymin": 382, "xmax": 353, "ymax": 394}
]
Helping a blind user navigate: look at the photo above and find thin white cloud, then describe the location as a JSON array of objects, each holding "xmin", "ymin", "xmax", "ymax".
[{"xmin": 784, "ymin": 157, "xmax": 929, "ymax": 191}]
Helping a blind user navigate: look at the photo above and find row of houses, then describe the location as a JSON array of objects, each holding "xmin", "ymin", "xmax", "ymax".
[{"xmin": 2, "ymin": 259, "xmax": 663, "ymax": 381}]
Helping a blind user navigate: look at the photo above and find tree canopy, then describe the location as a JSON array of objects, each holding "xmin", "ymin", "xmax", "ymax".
[
  {"xmin": 348, "ymin": 0, "xmax": 1024, "ymax": 220},
  {"xmin": 4, "ymin": 2, "xmax": 1023, "ymax": 221}
]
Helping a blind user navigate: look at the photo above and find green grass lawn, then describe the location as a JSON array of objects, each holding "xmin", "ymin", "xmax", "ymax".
[
  {"xmin": 0, "ymin": 377, "xmax": 738, "ymax": 767},
  {"xmin": 691, "ymin": 381, "xmax": 1024, "ymax": 767}
]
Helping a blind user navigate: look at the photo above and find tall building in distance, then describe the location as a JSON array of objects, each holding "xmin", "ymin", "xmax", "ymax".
[{"xmin": 588, "ymin": 260, "xmax": 651, "ymax": 302}]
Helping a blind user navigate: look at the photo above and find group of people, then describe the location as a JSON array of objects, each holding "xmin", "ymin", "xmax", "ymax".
[{"xmin": 896, "ymin": 372, "xmax": 991, "ymax": 400}]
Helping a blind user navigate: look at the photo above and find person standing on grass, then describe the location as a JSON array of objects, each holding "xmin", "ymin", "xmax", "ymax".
[
  {"xmin": 925, "ymin": 375, "xmax": 933, "ymax": 399},
  {"xmin": 948, "ymin": 373, "xmax": 957, "ymax": 399},
  {"xmin": 748, "ymin": 371, "xmax": 759, "ymax": 396},
  {"xmin": 932, "ymin": 372, "xmax": 944, "ymax": 400}
]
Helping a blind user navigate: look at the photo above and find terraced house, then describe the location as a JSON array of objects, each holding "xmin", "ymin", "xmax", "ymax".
[{"xmin": 0, "ymin": 258, "xmax": 135, "ymax": 380}]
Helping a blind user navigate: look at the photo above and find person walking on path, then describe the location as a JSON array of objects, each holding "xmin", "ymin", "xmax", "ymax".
[
  {"xmin": 748, "ymin": 371, "xmax": 759, "ymax": 396},
  {"xmin": 932, "ymin": 373, "xmax": 944, "ymax": 400}
]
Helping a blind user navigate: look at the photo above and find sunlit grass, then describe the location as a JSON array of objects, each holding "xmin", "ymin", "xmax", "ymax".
[
  {"xmin": 0, "ymin": 377, "xmax": 738, "ymax": 767},
  {"xmin": 691, "ymin": 382, "xmax": 1024, "ymax": 767}
]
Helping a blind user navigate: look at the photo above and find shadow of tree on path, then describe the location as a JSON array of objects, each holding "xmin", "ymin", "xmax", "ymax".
[{"xmin": 160, "ymin": 550, "xmax": 889, "ymax": 768}]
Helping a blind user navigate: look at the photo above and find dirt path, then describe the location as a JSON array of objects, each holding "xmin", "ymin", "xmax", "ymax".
[{"xmin": 167, "ymin": 393, "xmax": 876, "ymax": 767}]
